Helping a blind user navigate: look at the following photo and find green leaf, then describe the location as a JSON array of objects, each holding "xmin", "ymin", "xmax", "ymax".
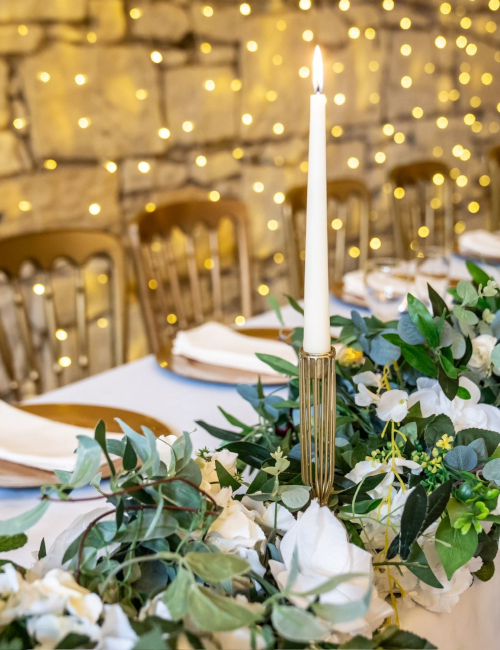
[
  {"xmin": 163, "ymin": 566, "xmax": 192, "ymax": 620},
  {"xmin": 444, "ymin": 446, "xmax": 477, "ymax": 471},
  {"xmin": 271, "ymin": 606, "xmax": 329, "ymax": 643},
  {"xmin": 195, "ymin": 420, "xmax": 242, "ymax": 442},
  {"xmin": 0, "ymin": 500, "xmax": 50, "ymax": 536},
  {"xmin": 38, "ymin": 537, "xmax": 46, "ymax": 560},
  {"xmin": 132, "ymin": 627, "xmax": 168, "ymax": 650},
  {"xmin": 188, "ymin": 586, "xmax": 261, "ymax": 632},
  {"xmin": 421, "ymin": 479, "xmax": 453, "ymax": 531},
  {"xmin": 267, "ymin": 295, "xmax": 285, "ymax": 325},
  {"xmin": 222, "ymin": 441, "xmax": 272, "ymax": 469},
  {"xmin": 285, "ymin": 294, "xmax": 304, "ymax": 315},
  {"xmin": 428, "ymin": 283, "xmax": 448, "ymax": 318},
  {"xmin": 482, "ymin": 458, "xmax": 500, "ymax": 484},
  {"xmin": 373, "ymin": 625, "xmax": 436, "ymax": 649},
  {"xmin": 56, "ymin": 634, "xmax": 94, "ymax": 649},
  {"xmin": 397, "ymin": 313, "xmax": 426, "ymax": 346},
  {"xmin": 424, "ymin": 415, "xmax": 455, "ymax": 448},
  {"xmin": 452, "ymin": 305, "xmax": 479, "ymax": 325},
  {"xmin": 456, "ymin": 280, "xmax": 478, "ymax": 306},
  {"xmin": 64, "ymin": 436, "xmax": 102, "ymax": 488},
  {"xmin": 406, "ymin": 542, "xmax": 442, "ymax": 589},
  {"xmin": 184, "ymin": 552, "xmax": 250, "ymax": 583},
  {"xmin": 456, "ymin": 428, "xmax": 500, "ymax": 456},
  {"xmin": 457, "ymin": 386, "xmax": 471, "ymax": 400},
  {"xmin": 466, "ymin": 261, "xmax": 491, "ymax": 288},
  {"xmin": 218, "ymin": 407, "xmax": 252, "ymax": 432},
  {"xmin": 119, "ymin": 511, "xmax": 177, "ymax": 542},
  {"xmin": 408, "ymin": 294, "xmax": 439, "ymax": 347},
  {"xmin": 399, "ymin": 483, "xmax": 428, "ymax": 560},
  {"xmin": 474, "ymin": 561, "xmax": 495, "ymax": 582},
  {"xmin": 0, "ymin": 534, "xmax": 27, "ymax": 553},
  {"xmin": 438, "ymin": 362, "xmax": 459, "ymax": 401},
  {"xmin": 435, "ymin": 515, "xmax": 478, "ymax": 580},
  {"xmin": 279, "ymin": 485, "xmax": 310, "ymax": 509},
  {"xmin": 215, "ymin": 460, "xmax": 240, "ymax": 490},
  {"xmin": 94, "ymin": 419, "xmax": 115, "ymax": 477},
  {"xmin": 311, "ymin": 581, "xmax": 372, "ymax": 625},
  {"xmin": 123, "ymin": 438, "xmax": 138, "ymax": 470},
  {"xmin": 255, "ymin": 353, "xmax": 298, "ymax": 377},
  {"xmin": 439, "ymin": 354, "xmax": 458, "ymax": 379},
  {"xmin": 383, "ymin": 334, "xmax": 437, "ymax": 378},
  {"xmin": 491, "ymin": 344, "xmax": 500, "ymax": 369}
]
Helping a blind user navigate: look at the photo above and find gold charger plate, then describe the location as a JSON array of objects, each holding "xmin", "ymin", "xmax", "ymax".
[
  {"xmin": 157, "ymin": 327, "xmax": 294, "ymax": 386},
  {"xmin": 0, "ymin": 403, "xmax": 173, "ymax": 489}
]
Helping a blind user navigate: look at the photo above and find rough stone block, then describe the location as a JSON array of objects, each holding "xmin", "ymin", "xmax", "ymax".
[
  {"xmin": 20, "ymin": 43, "xmax": 163, "ymax": 159},
  {"xmin": 164, "ymin": 65, "xmax": 237, "ymax": 144},
  {"xmin": 0, "ymin": 26, "xmax": 44, "ymax": 54},
  {"xmin": 130, "ymin": 1, "xmax": 190, "ymax": 42},
  {"xmin": 0, "ymin": 0, "xmax": 86, "ymax": 21},
  {"xmin": 120, "ymin": 159, "xmax": 188, "ymax": 194},
  {"xmin": 190, "ymin": 151, "xmax": 240, "ymax": 184},
  {"xmin": 0, "ymin": 165, "xmax": 120, "ymax": 229},
  {"xmin": 90, "ymin": 0, "xmax": 127, "ymax": 43}
]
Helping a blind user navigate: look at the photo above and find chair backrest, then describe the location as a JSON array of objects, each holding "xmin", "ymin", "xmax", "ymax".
[
  {"xmin": 488, "ymin": 146, "xmax": 500, "ymax": 232},
  {"xmin": 283, "ymin": 179, "xmax": 370, "ymax": 297},
  {"xmin": 390, "ymin": 161, "xmax": 454, "ymax": 258},
  {"xmin": 130, "ymin": 200, "xmax": 253, "ymax": 352},
  {"xmin": 0, "ymin": 229, "xmax": 126, "ymax": 401}
]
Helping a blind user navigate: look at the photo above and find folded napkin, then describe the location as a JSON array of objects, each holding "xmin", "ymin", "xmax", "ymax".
[
  {"xmin": 172, "ymin": 322, "xmax": 298, "ymax": 376},
  {"xmin": 459, "ymin": 229, "xmax": 500, "ymax": 258},
  {"xmin": 0, "ymin": 401, "xmax": 118, "ymax": 473}
]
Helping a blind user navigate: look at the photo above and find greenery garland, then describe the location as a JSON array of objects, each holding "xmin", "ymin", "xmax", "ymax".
[{"xmin": 1, "ymin": 261, "xmax": 500, "ymax": 650}]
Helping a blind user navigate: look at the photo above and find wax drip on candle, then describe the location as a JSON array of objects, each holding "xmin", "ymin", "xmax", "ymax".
[{"xmin": 312, "ymin": 45, "xmax": 323, "ymax": 94}]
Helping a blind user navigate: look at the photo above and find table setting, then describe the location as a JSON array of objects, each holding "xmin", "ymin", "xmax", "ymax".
[{"xmin": 2, "ymin": 47, "xmax": 500, "ymax": 650}]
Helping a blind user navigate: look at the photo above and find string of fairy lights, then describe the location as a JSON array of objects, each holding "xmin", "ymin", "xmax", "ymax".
[{"xmin": 7, "ymin": 0, "xmax": 500, "ymax": 342}]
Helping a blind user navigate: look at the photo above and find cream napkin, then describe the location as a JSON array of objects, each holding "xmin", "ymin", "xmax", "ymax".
[
  {"xmin": 172, "ymin": 322, "xmax": 298, "ymax": 376},
  {"xmin": 0, "ymin": 401, "xmax": 117, "ymax": 473},
  {"xmin": 459, "ymin": 229, "xmax": 500, "ymax": 258}
]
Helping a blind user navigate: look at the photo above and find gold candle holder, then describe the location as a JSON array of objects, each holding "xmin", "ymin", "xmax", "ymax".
[{"xmin": 299, "ymin": 346, "xmax": 336, "ymax": 505}]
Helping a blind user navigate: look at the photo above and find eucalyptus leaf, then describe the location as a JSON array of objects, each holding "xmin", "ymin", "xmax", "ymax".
[
  {"xmin": 0, "ymin": 500, "xmax": 50, "ymax": 536},
  {"xmin": 370, "ymin": 330, "xmax": 401, "ymax": 366},
  {"xmin": 468, "ymin": 438, "xmax": 488, "ymax": 460},
  {"xmin": 492, "ymin": 344, "xmax": 500, "ymax": 369},
  {"xmin": 279, "ymin": 485, "xmax": 310, "ymax": 509},
  {"xmin": 451, "ymin": 332, "xmax": 466, "ymax": 359},
  {"xmin": 271, "ymin": 606, "xmax": 329, "ymax": 643},
  {"xmin": 163, "ymin": 566, "xmax": 192, "ymax": 620},
  {"xmin": 65, "ymin": 436, "xmax": 102, "ymax": 488},
  {"xmin": 482, "ymin": 458, "xmax": 500, "ymax": 484},
  {"xmin": 397, "ymin": 313, "xmax": 426, "ymax": 346},
  {"xmin": 311, "ymin": 581, "xmax": 372, "ymax": 625},
  {"xmin": 444, "ymin": 446, "xmax": 478, "ymax": 471},
  {"xmin": 456, "ymin": 280, "xmax": 478, "ymax": 306},
  {"xmin": 184, "ymin": 552, "xmax": 250, "ymax": 583},
  {"xmin": 188, "ymin": 586, "xmax": 261, "ymax": 632}
]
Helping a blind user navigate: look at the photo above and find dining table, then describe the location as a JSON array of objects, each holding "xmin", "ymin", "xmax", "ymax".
[{"xmin": 2, "ymin": 294, "xmax": 499, "ymax": 650}]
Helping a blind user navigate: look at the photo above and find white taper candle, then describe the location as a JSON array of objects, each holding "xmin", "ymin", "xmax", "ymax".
[{"xmin": 303, "ymin": 46, "xmax": 331, "ymax": 354}]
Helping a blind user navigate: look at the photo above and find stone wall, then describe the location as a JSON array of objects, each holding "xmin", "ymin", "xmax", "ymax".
[{"xmin": 0, "ymin": 0, "xmax": 499, "ymax": 259}]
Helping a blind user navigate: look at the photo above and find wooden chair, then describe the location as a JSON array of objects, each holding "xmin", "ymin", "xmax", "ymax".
[
  {"xmin": 390, "ymin": 161, "xmax": 454, "ymax": 258},
  {"xmin": 130, "ymin": 200, "xmax": 253, "ymax": 352},
  {"xmin": 488, "ymin": 146, "xmax": 500, "ymax": 232},
  {"xmin": 0, "ymin": 230, "xmax": 126, "ymax": 401},
  {"xmin": 283, "ymin": 179, "xmax": 370, "ymax": 298}
]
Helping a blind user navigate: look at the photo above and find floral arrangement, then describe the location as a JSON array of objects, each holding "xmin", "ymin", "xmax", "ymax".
[{"xmin": 1, "ymin": 261, "xmax": 500, "ymax": 650}]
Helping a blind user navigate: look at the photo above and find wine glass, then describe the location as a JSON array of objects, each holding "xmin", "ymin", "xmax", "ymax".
[{"xmin": 364, "ymin": 258, "xmax": 411, "ymax": 321}]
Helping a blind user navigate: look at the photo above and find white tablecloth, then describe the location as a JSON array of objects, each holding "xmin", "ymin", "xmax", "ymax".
[{"xmin": 2, "ymin": 297, "xmax": 499, "ymax": 649}]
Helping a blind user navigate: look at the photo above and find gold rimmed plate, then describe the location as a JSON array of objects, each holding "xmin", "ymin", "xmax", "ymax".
[
  {"xmin": 0, "ymin": 403, "xmax": 173, "ymax": 489},
  {"xmin": 157, "ymin": 327, "xmax": 294, "ymax": 386}
]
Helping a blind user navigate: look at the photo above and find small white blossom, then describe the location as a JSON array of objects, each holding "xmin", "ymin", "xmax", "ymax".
[
  {"xmin": 468, "ymin": 334, "xmax": 498, "ymax": 377},
  {"xmin": 376, "ymin": 390, "xmax": 409, "ymax": 422}
]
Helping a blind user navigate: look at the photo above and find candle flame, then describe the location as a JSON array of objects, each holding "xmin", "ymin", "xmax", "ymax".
[{"xmin": 312, "ymin": 45, "xmax": 323, "ymax": 93}]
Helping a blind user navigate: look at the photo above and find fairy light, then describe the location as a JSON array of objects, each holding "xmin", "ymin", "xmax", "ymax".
[
  {"xmin": 158, "ymin": 127, "xmax": 170, "ymax": 139},
  {"xmin": 105, "ymin": 161, "xmax": 118, "ymax": 172},
  {"xmin": 258, "ymin": 284, "xmax": 270, "ymax": 296},
  {"xmin": 401, "ymin": 44, "xmax": 412, "ymax": 56},
  {"xmin": 231, "ymin": 79, "xmax": 242, "ymax": 92},
  {"xmin": 456, "ymin": 175, "xmax": 468, "ymax": 187},
  {"xmin": 89, "ymin": 203, "xmax": 101, "ymax": 215},
  {"xmin": 268, "ymin": 219, "xmax": 279, "ymax": 230},
  {"xmin": 370, "ymin": 238, "xmax": 382, "ymax": 250},
  {"xmin": 299, "ymin": 66, "xmax": 310, "ymax": 78},
  {"xmin": 412, "ymin": 107, "xmax": 424, "ymax": 118},
  {"xmin": 33, "ymin": 283, "xmax": 45, "ymax": 295},
  {"xmin": 424, "ymin": 63, "xmax": 435, "ymax": 74},
  {"xmin": 365, "ymin": 28, "xmax": 376, "ymax": 39},
  {"xmin": 348, "ymin": 27, "xmax": 360, "ymax": 39},
  {"xmin": 266, "ymin": 90, "xmax": 278, "ymax": 102},
  {"xmin": 440, "ymin": 2, "xmax": 451, "ymax": 13},
  {"xmin": 129, "ymin": 7, "xmax": 142, "ymax": 19},
  {"xmin": 299, "ymin": 0, "xmax": 312, "ymax": 9},
  {"xmin": 433, "ymin": 173, "xmax": 445, "ymax": 186},
  {"xmin": 138, "ymin": 161, "xmax": 151, "ymax": 173},
  {"xmin": 200, "ymin": 42, "xmax": 212, "ymax": 54},
  {"xmin": 400, "ymin": 17, "xmax": 412, "ymax": 30},
  {"xmin": 369, "ymin": 93, "xmax": 380, "ymax": 104},
  {"xmin": 150, "ymin": 51, "xmax": 162, "ymax": 64},
  {"xmin": 44, "ymin": 159, "xmax": 57, "ymax": 170},
  {"xmin": 374, "ymin": 151, "xmax": 386, "ymax": 163},
  {"xmin": 97, "ymin": 318, "xmax": 108, "ymax": 329},
  {"xmin": 480, "ymin": 175, "xmax": 491, "ymax": 187},
  {"xmin": 334, "ymin": 93, "xmax": 346, "ymax": 105},
  {"xmin": 394, "ymin": 187, "xmax": 405, "ymax": 199},
  {"xmin": 456, "ymin": 36, "xmax": 467, "ymax": 49},
  {"xmin": 433, "ymin": 146, "xmax": 443, "ymax": 157},
  {"xmin": 240, "ymin": 3, "xmax": 251, "ymax": 15},
  {"xmin": 276, "ymin": 20, "xmax": 287, "ymax": 31},
  {"xmin": 461, "ymin": 17, "xmax": 472, "ymax": 29},
  {"xmin": 182, "ymin": 121, "xmax": 194, "ymax": 132},
  {"xmin": 75, "ymin": 74, "xmax": 86, "ymax": 85},
  {"xmin": 38, "ymin": 71, "xmax": 50, "ymax": 82},
  {"xmin": 209, "ymin": 190, "xmax": 220, "ymax": 202},
  {"xmin": 331, "ymin": 126, "xmax": 343, "ymax": 137},
  {"xmin": 466, "ymin": 44, "xmax": 477, "ymax": 56},
  {"xmin": 394, "ymin": 132, "xmax": 405, "ymax": 143},
  {"xmin": 19, "ymin": 200, "xmax": 31, "ymax": 211},
  {"xmin": 233, "ymin": 148, "xmax": 244, "ymax": 159},
  {"xmin": 202, "ymin": 5, "xmax": 214, "ymax": 17},
  {"xmin": 401, "ymin": 75, "xmax": 412, "ymax": 88},
  {"xmin": 242, "ymin": 113, "xmax": 253, "ymax": 125},
  {"xmin": 302, "ymin": 30, "xmax": 314, "ymax": 42},
  {"xmin": 145, "ymin": 202, "xmax": 156, "ymax": 212},
  {"xmin": 349, "ymin": 247, "xmax": 360, "ymax": 258},
  {"xmin": 55, "ymin": 329, "xmax": 68, "ymax": 341},
  {"xmin": 347, "ymin": 157, "xmax": 360, "ymax": 169},
  {"xmin": 58, "ymin": 356, "xmax": 72, "ymax": 368},
  {"xmin": 195, "ymin": 155, "xmax": 207, "ymax": 167},
  {"xmin": 435, "ymin": 36, "xmax": 447, "ymax": 48},
  {"xmin": 273, "ymin": 192, "xmax": 285, "ymax": 204},
  {"xmin": 482, "ymin": 72, "xmax": 493, "ymax": 85},
  {"xmin": 339, "ymin": 0, "xmax": 350, "ymax": 10},
  {"xmin": 136, "ymin": 89, "xmax": 148, "ymax": 100},
  {"xmin": 382, "ymin": 0, "xmax": 394, "ymax": 9},
  {"xmin": 468, "ymin": 201, "xmax": 480, "ymax": 214},
  {"xmin": 274, "ymin": 252, "xmax": 284, "ymax": 264},
  {"xmin": 246, "ymin": 40, "xmax": 258, "ymax": 52},
  {"xmin": 78, "ymin": 117, "xmax": 90, "ymax": 129},
  {"xmin": 18, "ymin": 25, "xmax": 28, "ymax": 35},
  {"xmin": 273, "ymin": 122, "xmax": 284, "ymax": 135},
  {"xmin": 382, "ymin": 123, "xmax": 395, "ymax": 136},
  {"xmin": 368, "ymin": 61, "xmax": 379, "ymax": 72},
  {"xmin": 253, "ymin": 182, "xmax": 264, "ymax": 193},
  {"xmin": 436, "ymin": 116, "xmax": 449, "ymax": 129}
]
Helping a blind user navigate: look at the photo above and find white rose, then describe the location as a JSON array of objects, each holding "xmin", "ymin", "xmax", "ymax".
[
  {"xmin": 345, "ymin": 459, "xmax": 421, "ymax": 500},
  {"xmin": 27, "ymin": 613, "xmax": 101, "ymax": 650},
  {"xmin": 408, "ymin": 376, "xmax": 500, "ymax": 433},
  {"xmin": 468, "ymin": 334, "xmax": 498, "ymax": 376},
  {"xmin": 197, "ymin": 449, "xmax": 239, "ymax": 495},
  {"xmin": 0, "ymin": 564, "xmax": 20, "ymax": 596},
  {"xmin": 241, "ymin": 497, "xmax": 296, "ymax": 532},
  {"xmin": 207, "ymin": 490, "xmax": 265, "ymax": 552},
  {"xmin": 155, "ymin": 434, "xmax": 178, "ymax": 469},
  {"xmin": 0, "ymin": 569, "xmax": 102, "ymax": 626},
  {"xmin": 376, "ymin": 390, "xmax": 409, "ymax": 422},
  {"xmin": 99, "ymin": 604, "xmax": 138, "ymax": 650},
  {"xmin": 269, "ymin": 500, "xmax": 393, "ymax": 639}
]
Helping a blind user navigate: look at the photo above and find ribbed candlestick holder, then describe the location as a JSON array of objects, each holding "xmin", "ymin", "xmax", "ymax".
[{"xmin": 298, "ymin": 346, "xmax": 336, "ymax": 505}]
